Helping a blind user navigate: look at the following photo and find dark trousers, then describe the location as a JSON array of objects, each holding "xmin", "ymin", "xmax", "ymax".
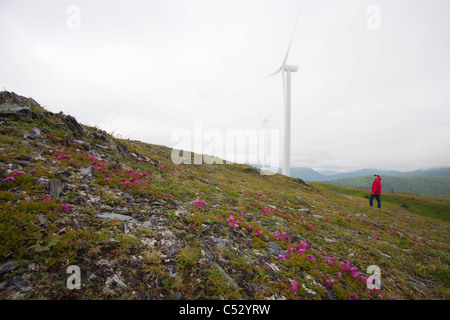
[{"xmin": 370, "ymin": 194, "xmax": 381, "ymax": 208}]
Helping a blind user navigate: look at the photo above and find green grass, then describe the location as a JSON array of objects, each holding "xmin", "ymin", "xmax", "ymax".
[
  {"xmin": 328, "ymin": 175, "xmax": 450, "ymax": 198},
  {"xmin": 315, "ymin": 182, "xmax": 450, "ymax": 223}
]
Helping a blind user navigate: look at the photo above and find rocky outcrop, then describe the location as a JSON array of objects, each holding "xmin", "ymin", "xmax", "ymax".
[{"xmin": 0, "ymin": 91, "xmax": 37, "ymax": 122}]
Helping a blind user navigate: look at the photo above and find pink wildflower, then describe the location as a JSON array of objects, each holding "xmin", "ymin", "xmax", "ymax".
[
  {"xmin": 291, "ymin": 280, "xmax": 298, "ymax": 292},
  {"xmin": 167, "ymin": 194, "xmax": 174, "ymax": 198},
  {"xmin": 350, "ymin": 295, "xmax": 359, "ymax": 300},
  {"xmin": 5, "ymin": 176, "xmax": 15, "ymax": 182},
  {"xmin": 336, "ymin": 272, "xmax": 342, "ymax": 278},
  {"xmin": 325, "ymin": 279, "xmax": 332, "ymax": 287},
  {"xmin": 307, "ymin": 254, "xmax": 315, "ymax": 261},
  {"xmin": 105, "ymin": 178, "xmax": 109, "ymax": 182},
  {"xmin": 62, "ymin": 203, "xmax": 70, "ymax": 211}
]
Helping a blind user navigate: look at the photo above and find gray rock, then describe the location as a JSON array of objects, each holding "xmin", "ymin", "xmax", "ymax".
[
  {"xmin": 297, "ymin": 208, "xmax": 310, "ymax": 214},
  {"xmin": 96, "ymin": 212, "xmax": 139, "ymax": 224},
  {"xmin": 377, "ymin": 251, "xmax": 392, "ymax": 259},
  {"xmin": 313, "ymin": 214, "xmax": 324, "ymax": 220},
  {"xmin": 210, "ymin": 236, "xmax": 228, "ymax": 249},
  {"xmin": 249, "ymin": 283, "xmax": 259, "ymax": 291},
  {"xmin": 0, "ymin": 91, "xmax": 35, "ymax": 122},
  {"xmin": 267, "ymin": 241, "xmax": 283, "ymax": 256},
  {"xmin": 267, "ymin": 205, "xmax": 276, "ymax": 210},
  {"xmin": 396, "ymin": 231, "xmax": 404, "ymax": 238},
  {"xmin": 95, "ymin": 144, "xmax": 110, "ymax": 150},
  {"xmin": 63, "ymin": 115, "xmax": 84, "ymax": 137},
  {"xmin": 49, "ymin": 180, "xmax": 63, "ymax": 198},
  {"xmin": 37, "ymin": 214, "xmax": 48, "ymax": 224},
  {"xmin": 12, "ymin": 276, "xmax": 32, "ymax": 292},
  {"xmin": 324, "ymin": 238, "xmax": 335, "ymax": 244},
  {"xmin": 115, "ymin": 142, "xmax": 130, "ymax": 158},
  {"xmin": 79, "ymin": 166, "xmax": 95, "ymax": 181},
  {"xmin": 0, "ymin": 260, "xmax": 16, "ymax": 274},
  {"xmin": 23, "ymin": 127, "xmax": 42, "ymax": 140}
]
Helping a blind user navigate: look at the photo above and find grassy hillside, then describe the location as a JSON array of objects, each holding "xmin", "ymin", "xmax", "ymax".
[
  {"xmin": 0, "ymin": 92, "xmax": 449, "ymax": 301},
  {"xmin": 315, "ymin": 183, "xmax": 450, "ymax": 224},
  {"xmin": 328, "ymin": 175, "xmax": 450, "ymax": 198}
]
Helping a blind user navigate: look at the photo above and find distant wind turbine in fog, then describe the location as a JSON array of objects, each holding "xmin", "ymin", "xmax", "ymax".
[
  {"xmin": 266, "ymin": 1, "xmax": 303, "ymax": 177},
  {"xmin": 256, "ymin": 108, "xmax": 273, "ymax": 172}
]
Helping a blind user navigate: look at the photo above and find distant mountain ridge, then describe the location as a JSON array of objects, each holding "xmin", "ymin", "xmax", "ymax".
[{"xmin": 289, "ymin": 167, "xmax": 450, "ymax": 182}]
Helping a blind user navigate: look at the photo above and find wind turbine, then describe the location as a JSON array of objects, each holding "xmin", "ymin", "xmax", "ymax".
[
  {"xmin": 255, "ymin": 108, "xmax": 273, "ymax": 172},
  {"xmin": 266, "ymin": 2, "xmax": 303, "ymax": 177}
]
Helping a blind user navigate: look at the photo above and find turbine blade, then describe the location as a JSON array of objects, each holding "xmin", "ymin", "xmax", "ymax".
[
  {"xmin": 265, "ymin": 67, "xmax": 282, "ymax": 79},
  {"xmin": 282, "ymin": 0, "xmax": 303, "ymax": 66},
  {"xmin": 254, "ymin": 108, "xmax": 264, "ymax": 121},
  {"xmin": 264, "ymin": 112, "xmax": 273, "ymax": 121}
]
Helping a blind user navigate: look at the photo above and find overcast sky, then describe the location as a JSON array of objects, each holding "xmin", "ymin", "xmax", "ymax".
[{"xmin": 1, "ymin": 0, "xmax": 449, "ymax": 172}]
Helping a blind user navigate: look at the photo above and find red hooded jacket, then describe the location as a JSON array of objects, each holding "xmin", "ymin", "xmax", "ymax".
[{"xmin": 371, "ymin": 177, "xmax": 382, "ymax": 195}]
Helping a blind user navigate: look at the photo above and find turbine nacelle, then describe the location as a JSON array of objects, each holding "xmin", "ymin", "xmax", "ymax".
[{"xmin": 282, "ymin": 65, "xmax": 299, "ymax": 72}]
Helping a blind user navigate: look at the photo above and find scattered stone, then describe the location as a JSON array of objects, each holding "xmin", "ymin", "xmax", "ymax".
[
  {"xmin": 313, "ymin": 214, "xmax": 324, "ymax": 220},
  {"xmin": 63, "ymin": 114, "xmax": 84, "ymax": 137},
  {"xmin": 96, "ymin": 144, "xmax": 110, "ymax": 150},
  {"xmin": 11, "ymin": 276, "xmax": 32, "ymax": 292},
  {"xmin": 37, "ymin": 214, "xmax": 48, "ymax": 224},
  {"xmin": 249, "ymin": 283, "xmax": 259, "ymax": 291},
  {"xmin": 396, "ymin": 231, "xmax": 404, "ymax": 238},
  {"xmin": 115, "ymin": 142, "xmax": 130, "ymax": 158},
  {"xmin": 79, "ymin": 166, "xmax": 95, "ymax": 181},
  {"xmin": 377, "ymin": 251, "xmax": 392, "ymax": 259},
  {"xmin": 267, "ymin": 241, "xmax": 283, "ymax": 256},
  {"xmin": 96, "ymin": 212, "xmax": 139, "ymax": 224},
  {"xmin": 0, "ymin": 91, "xmax": 36, "ymax": 122},
  {"xmin": 324, "ymin": 238, "xmax": 335, "ymax": 244},
  {"xmin": 49, "ymin": 179, "xmax": 63, "ymax": 198},
  {"xmin": 141, "ymin": 238, "xmax": 157, "ymax": 247},
  {"xmin": 112, "ymin": 274, "xmax": 127, "ymax": 288},
  {"xmin": 23, "ymin": 127, "xmax": 42, "ymax": 140},
  {"xmin": 56, "ymin": 170, "xmax": 71, "ymax": 178},
  {"xmin": 267, "ymin": 205, "xmax": 276, "ymax": 210},
  {"xmin": 0, "ymin": 260, "xmax": 16, "ymax": 274},
  {"xmin": 297, "ymin": 208, "xmax": 310, "ymax": 214},
  {"xmin": 211, "ymin": 236, "xmax": 229, "ymax": 249}
]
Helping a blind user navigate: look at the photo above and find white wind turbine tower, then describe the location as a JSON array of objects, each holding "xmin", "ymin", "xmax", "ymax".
[
  {"xmin": 266, "ymin": 2, "xmax": 303, "ymax": 177},
  {"xmin": 256, "ymin": 109, "xmax": 273, "ymax": 173}
]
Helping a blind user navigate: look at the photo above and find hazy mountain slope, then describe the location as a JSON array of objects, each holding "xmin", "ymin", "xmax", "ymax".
[
  {"xmin": 0, "ymin": 91, "xmax": 449, "ymax": 300},
  {"xmin": 289, "ymin": 167, "xmax": 450, "ymax": 182},
  {"xmin": 328, "ymin": 176, "xmax": 450, "ymax": 198}
]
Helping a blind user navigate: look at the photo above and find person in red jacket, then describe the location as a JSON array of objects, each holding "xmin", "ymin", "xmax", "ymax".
[{"xmin": 370, "ymin": 174, "xmax": 382, "ymax": 208}]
